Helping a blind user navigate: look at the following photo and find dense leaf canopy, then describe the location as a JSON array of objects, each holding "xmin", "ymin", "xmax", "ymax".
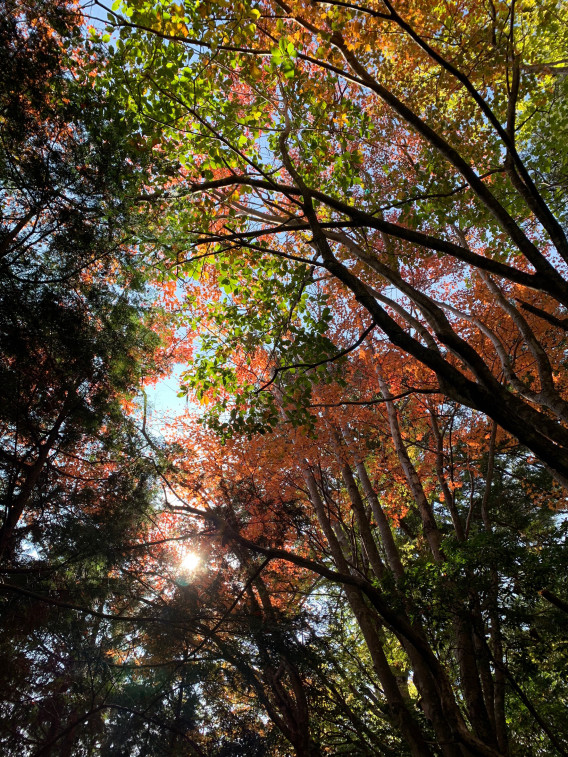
[{"xmin": 1, "ymin": 0, "xmax": 568, "ymax": 755}]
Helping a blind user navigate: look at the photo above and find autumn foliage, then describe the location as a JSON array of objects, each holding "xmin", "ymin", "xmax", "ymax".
[{"xmin": 1, "ymin": 0, "xmax": 568, "ymax": 755}]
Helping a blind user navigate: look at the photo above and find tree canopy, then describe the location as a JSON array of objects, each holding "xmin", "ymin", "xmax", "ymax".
[{"xmin": 1, "ymin": 0, "xmax": 568, "ymax": 754}]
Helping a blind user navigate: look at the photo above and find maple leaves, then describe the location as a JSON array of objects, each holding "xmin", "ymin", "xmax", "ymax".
[
  {"xmin": 104, "ymin": 0, "xmax": 568, "ymax": 481},
  {"xmin": 1, "ymin": 0, "xmax": 568, "ymax": 754},
  {"xmin": 96, "ymin": 0, "xmax": 568, "ymax": 751}
]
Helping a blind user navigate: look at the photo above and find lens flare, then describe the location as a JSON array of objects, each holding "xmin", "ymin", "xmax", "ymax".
[{"xmin": 179, "ymin": 551, "xmax": 200, "ymax": 573}]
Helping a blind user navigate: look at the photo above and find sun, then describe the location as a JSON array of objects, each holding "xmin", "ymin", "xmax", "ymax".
[{"xmin": 179, "ymin": 551, "xmax": 201, "ymax": 573}]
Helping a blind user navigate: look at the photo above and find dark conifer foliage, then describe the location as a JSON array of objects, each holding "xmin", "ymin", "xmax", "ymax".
[{"xmin": 0, "ymin": 4, "xmax": 164, "ymax": 752}]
